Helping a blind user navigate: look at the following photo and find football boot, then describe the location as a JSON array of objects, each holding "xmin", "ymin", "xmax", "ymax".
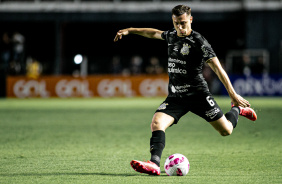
[
  {"xmin": 232, "ymin": 103, "xmax": 257, "ymax": 121},
  {"xmin": 130, "ymin": 160, "xmax": 160, "ymax": 175}
]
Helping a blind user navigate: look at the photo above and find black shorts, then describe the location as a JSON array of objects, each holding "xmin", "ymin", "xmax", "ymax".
[{"xmin": 155, "ymin": 94, "xmax": 224, "ymax": 124}]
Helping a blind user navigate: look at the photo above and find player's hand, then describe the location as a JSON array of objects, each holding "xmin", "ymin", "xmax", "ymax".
[
  {"xmin": 231, "ymin": 94, "xmax": 250, "ymax": 108},
  {"xmin": 114, "ymin": 29, "xmax": 129, "ymax": 42}
]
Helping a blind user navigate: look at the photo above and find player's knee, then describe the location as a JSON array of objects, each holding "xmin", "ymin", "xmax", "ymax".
[
  {"xmin": 219, "ymin": 129, "xmax": 232, "ymax": 136},
  {"xmin": 151, "ymin": 113, "xmax": 174, "ymax": 131},
  {"xmin": 151, "ymin": 119, "xmax": 162, "ymax": 130}
]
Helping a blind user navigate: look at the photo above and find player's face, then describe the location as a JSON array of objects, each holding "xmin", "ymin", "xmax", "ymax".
[{"xmin": 172, "ymin": 13, "xmax": 193, "ymax": 37}]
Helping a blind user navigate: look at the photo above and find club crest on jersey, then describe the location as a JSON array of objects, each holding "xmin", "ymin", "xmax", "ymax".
[
  {"xmin": 181, "ymin": 43, "xmax": 191, "ymax": 55},
  {"xmin": 158, "ymin": 103, "xmax": 169, "ymax": 110}
]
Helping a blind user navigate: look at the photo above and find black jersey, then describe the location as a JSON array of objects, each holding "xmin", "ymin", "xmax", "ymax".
[{"xmin": 161, "ymin": 29, "xmax": 216, "ymax": 97}]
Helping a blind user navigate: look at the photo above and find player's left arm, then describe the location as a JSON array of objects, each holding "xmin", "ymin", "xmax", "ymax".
[
  {"xmin": 207, "ymin": 57, "xmax": 250, "ymax": 107},
  {"xmin": 113, "ymin": 28, "xmax": 164, "ymax": 42}
]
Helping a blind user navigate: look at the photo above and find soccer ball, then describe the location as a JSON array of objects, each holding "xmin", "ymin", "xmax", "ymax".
[{"xmin": 164, "ymin": 153, "xmax": 190, "ymax": 176}]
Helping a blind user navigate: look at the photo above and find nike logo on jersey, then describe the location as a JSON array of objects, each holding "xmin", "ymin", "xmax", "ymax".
[
  {"xmin": 186, "ymin": 36, "xmax": 195, "ymax": 43},
  {"xmin": 168, "ymin": 43, "xmax": 173, "ymax": 46},
  {"xmin": 173, "ymin": 46, "xmax": 178, "ymax": 52}
]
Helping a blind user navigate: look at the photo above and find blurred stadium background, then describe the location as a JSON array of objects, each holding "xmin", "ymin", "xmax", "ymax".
[
  {"xmin": 1, "ymin": 1, "xmax": 282, "ymax": 183},
  {"xmin": 0, "ymin": 0, "xmax": 282, "ymax": 98}
]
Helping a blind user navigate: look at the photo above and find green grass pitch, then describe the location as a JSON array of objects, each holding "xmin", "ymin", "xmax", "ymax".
[{"xmin": 0, "ymin": 97, "xmax": 281, "ymax": 184}]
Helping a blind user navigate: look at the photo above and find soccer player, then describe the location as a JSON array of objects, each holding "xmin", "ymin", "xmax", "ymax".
[{"xmin": 114, "ymin": 5, "xmax": 257, "ymax": 175}]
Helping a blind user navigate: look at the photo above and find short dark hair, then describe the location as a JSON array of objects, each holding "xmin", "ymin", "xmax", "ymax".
[{"xmin": 172, "ymin": 5, "xmax": 191, "ymax": 16}]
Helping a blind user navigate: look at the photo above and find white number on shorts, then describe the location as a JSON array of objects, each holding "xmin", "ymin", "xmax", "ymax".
[{"xmin": 206, "ymin": 96, "xmax": 215, "ymax": 107}]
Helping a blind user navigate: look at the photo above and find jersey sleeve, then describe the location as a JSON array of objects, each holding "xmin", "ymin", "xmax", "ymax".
[
  {"xmin": 161, "ymin": 30, "xmax": 169, "ymax": 41},
  {"xmin": 199, "ymin": 36, "xmax": 217, "ymax": 62}
]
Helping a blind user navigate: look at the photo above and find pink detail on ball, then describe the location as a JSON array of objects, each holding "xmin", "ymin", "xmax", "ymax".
[
  {"xmin": 174, "ymin": 158, "xmax": 180, "ymax": 164},
  {"xmin": 176, "ymin": 168, "xmax": 183, "ymax": 176},
  {"xmin": 166, "ymin": 156, "xmax": 186, "ymax": 170},
  {"xmin": 169, "ymin": 155, "xmax": 174, "ymax": 159}
]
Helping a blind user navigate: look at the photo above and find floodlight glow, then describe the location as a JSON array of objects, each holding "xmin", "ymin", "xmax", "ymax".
[{"xmin": 74, "ymin": 54, "xmax": 83, "ymax": 64}]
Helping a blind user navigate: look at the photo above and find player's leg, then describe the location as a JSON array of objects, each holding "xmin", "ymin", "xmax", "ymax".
[
  {"xmin": 131, "ymin": 97, "xmax": 187, "ymax": 175},
  {"xmin": 209, "ymin": 115, "xmax": 234, "ymax": 136},
  {"xmin": 150, "ymin": 112, "xmax": 174, "ymax": 166},
  {"xmin": 192, "ymin": 95, "xmax": 239, "ymax": 136},
  {"xmin": 151, "ymin": 112, "xmax": 175, "ymax": 132},
  {"xmin": 209, "ymin": 103, "xmax": 257, "ymax": 136},
  {"xmin": 130, "ymin": 112, "xmax": 174, "ymax": 175},
  {"xmin": 209, "ymin": 105, "xmax": 241, "ymax": 136}
]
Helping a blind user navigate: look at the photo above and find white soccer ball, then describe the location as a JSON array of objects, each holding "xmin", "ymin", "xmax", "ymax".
[{"xmin": 164, "ymin": 153, "xmax": 190, "ymax": 176}]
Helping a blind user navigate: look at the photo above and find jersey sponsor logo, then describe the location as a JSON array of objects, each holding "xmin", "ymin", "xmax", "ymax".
[
  {"xmin": 168, "ymin": 58, "xmax": 187, "ymax": 74},
  {"xmin": 158, "ymin": 103, "xmax": 169, "ymax": 110},
  {"xmin": 171, "ymin": 84, "xmax": 190, "ymax": 93},
  {"xmin": 205, "ymin": 107, "xmax": 220, "ymax": 119},
  {"xmin": 168, "ymin": 57, "xmax": 186, "ymax": 64},
  {"xmin": 180, "ymin": 43, "xmax": 191, "ymax": 55},
  {"xmin": 168, "ymin": 67, "xmax": 187, "ymax": 74}
]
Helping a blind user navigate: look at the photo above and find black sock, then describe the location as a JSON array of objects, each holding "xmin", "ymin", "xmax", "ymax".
[
  {"xmin": 150, "ymin": 130, "xmax": 165, "ymax": 167},
  {"xmin": 225, "ymin": 106, "xmax": 240, "ymax": 128}
]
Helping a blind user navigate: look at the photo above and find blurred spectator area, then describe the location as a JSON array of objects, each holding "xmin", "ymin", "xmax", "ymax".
[
  {"xmin": 0, "ymin": 0, "xmax": 282, "ymax": 76},
  {"xmin": 1, "ymin": 0, "xmax": 281, "ymax": 2},
  {"xmin": 226, "ymin": 49, "xmax": 269, "ymax": 75},
  {"xmin": 0, "ymin": 0, "xmax": 281, "ymax": 12}
]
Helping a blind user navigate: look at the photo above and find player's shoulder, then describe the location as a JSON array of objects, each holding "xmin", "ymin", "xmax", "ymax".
[
  {"xmin": 164, "ymin": 28, "xmax": 177, "ymax": 35},
  {"xmin": 191, "ymin": 30, "xmax": 211, "ymax": 47},
  {"xmin": 191, "ymin": 30, "xmax": 205, "ymax": 42},
  {"xmin": 162, "ymin": 28, "xmax": 177, "ymax": 39}
]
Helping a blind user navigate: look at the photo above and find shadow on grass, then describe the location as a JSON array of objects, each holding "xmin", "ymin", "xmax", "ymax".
[
  {"xmin": 0, "ymin": 171, "xmax": 170, "ymax": 177},
  {"xmin": 0, "ymin": 172, "xmax": 138, "ymax": 177}
]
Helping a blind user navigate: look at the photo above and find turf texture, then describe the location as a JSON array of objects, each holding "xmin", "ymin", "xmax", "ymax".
[{"xmin": 0, "ymin": 97, "xmax": 281, "ymax": 184}]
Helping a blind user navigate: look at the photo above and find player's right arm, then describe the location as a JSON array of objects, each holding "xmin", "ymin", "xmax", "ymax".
[
  {"xmin": 207, "ymin": 57, "xmax": 250, "ymax": 108},
  {"xmin": 113, "ymin": 28, "xmax": 164, "ymax": 42}
]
